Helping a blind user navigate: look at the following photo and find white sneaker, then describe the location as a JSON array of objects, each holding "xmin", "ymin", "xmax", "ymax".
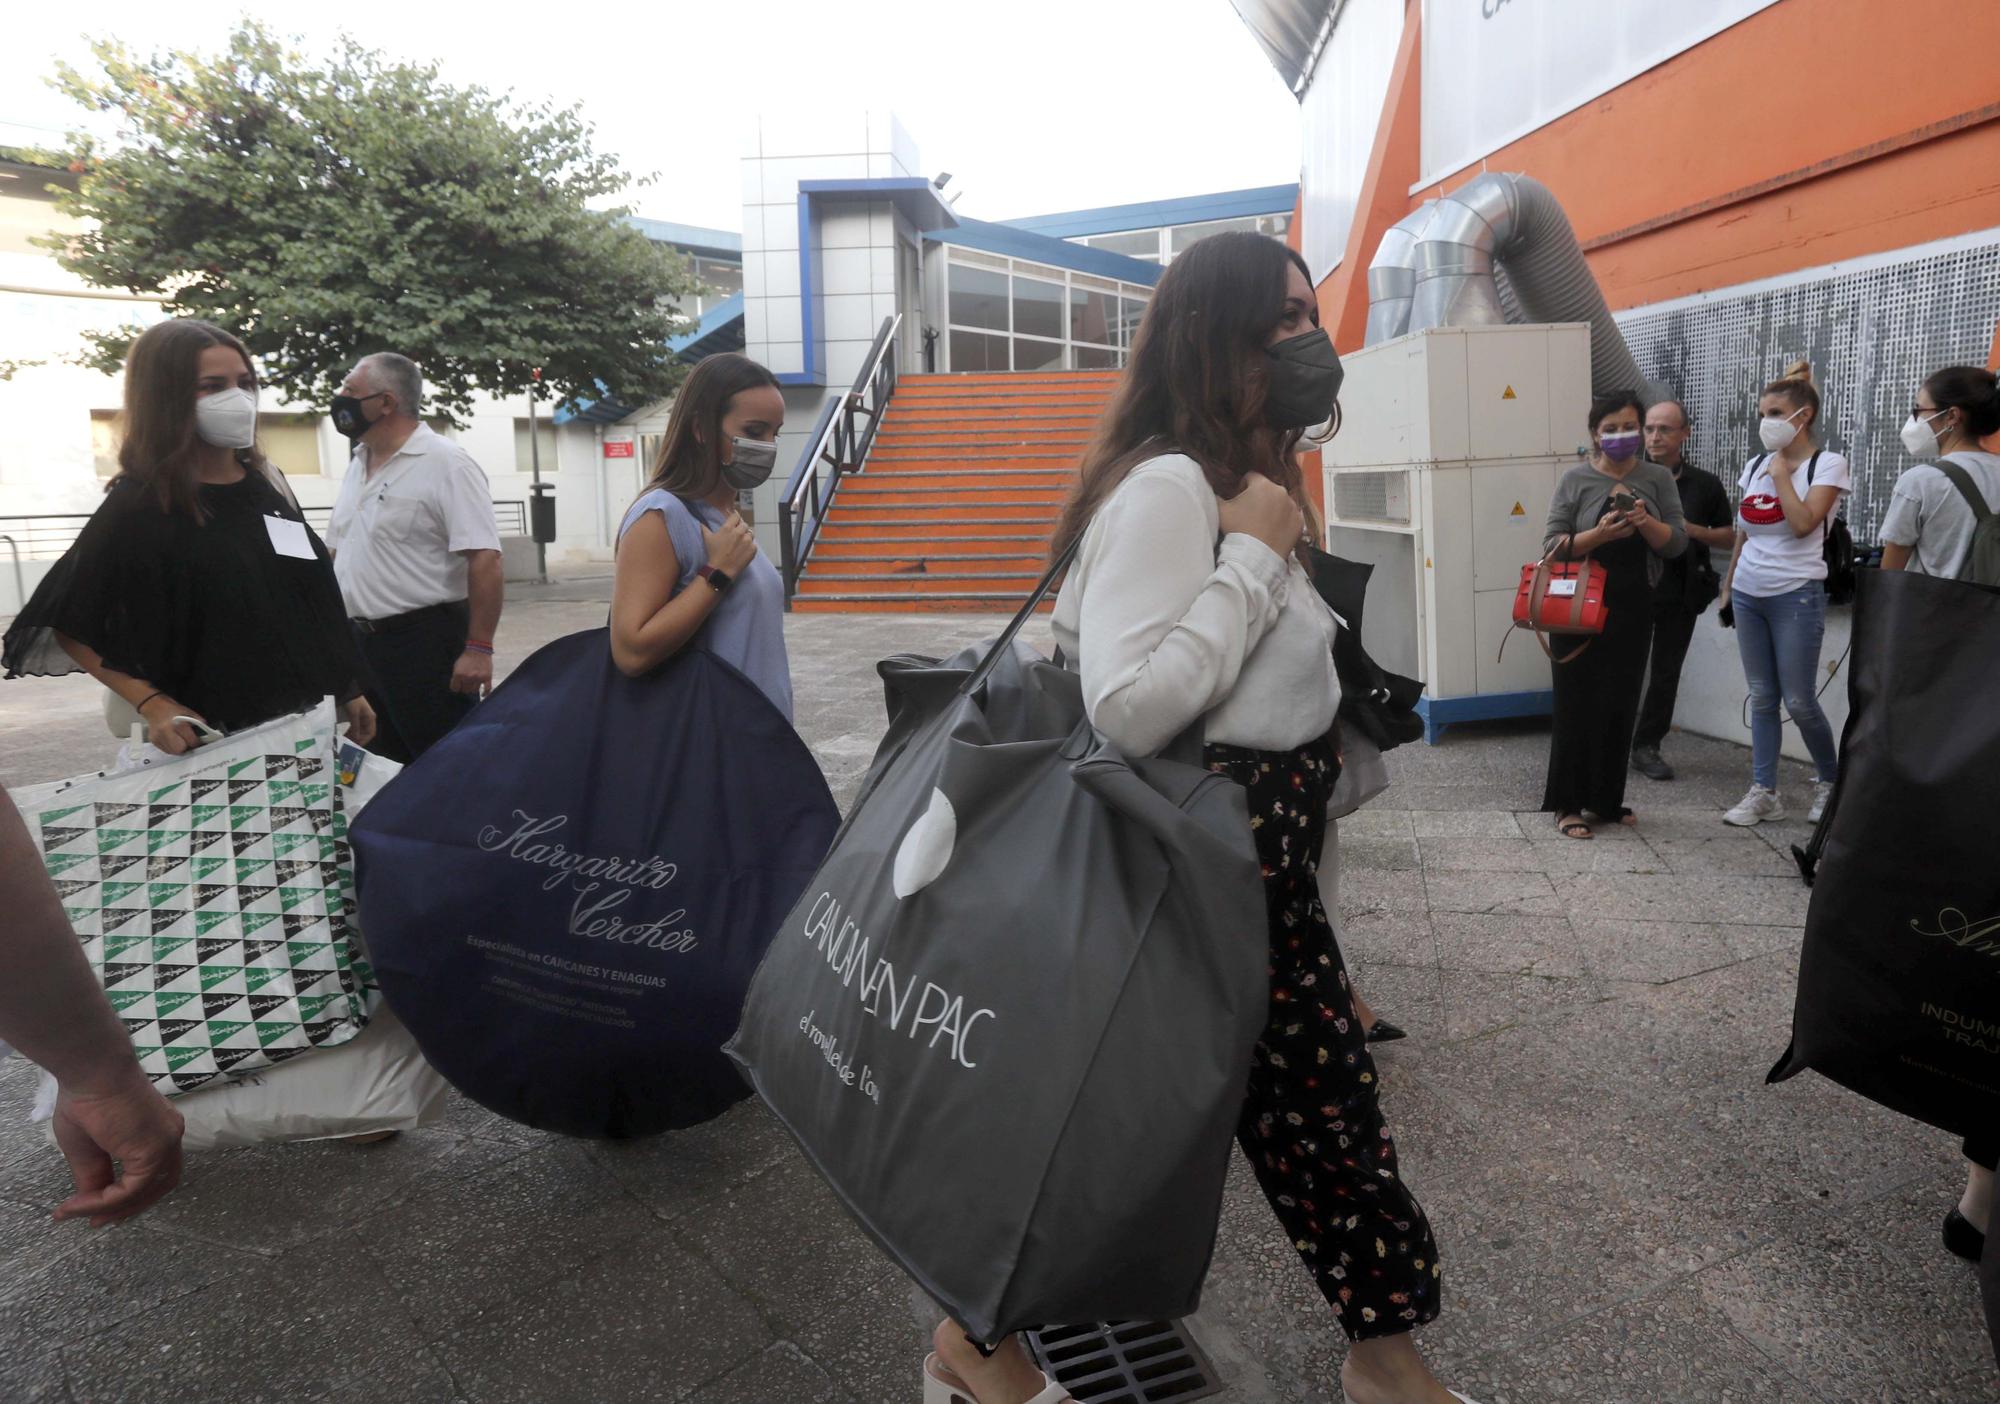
[
  {"xmin": 1808, "ymin": 781, "xmax": 1834, "ymax": 824},
  {"xmin": 1724, "ymin": 785, "xmax": 1786, "ymax": 826}
]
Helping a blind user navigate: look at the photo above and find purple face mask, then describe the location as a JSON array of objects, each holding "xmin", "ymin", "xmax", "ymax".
[{"xmin": 1599, "ymin": 430, "xmax": 1642, "ymax": 461}]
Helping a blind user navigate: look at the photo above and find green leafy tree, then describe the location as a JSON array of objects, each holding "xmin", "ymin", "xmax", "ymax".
[{"xmin": 45, "ymin": 22, "xmax": 698, "ymax": 421}]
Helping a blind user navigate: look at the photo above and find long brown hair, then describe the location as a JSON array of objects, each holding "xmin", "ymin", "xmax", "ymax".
[
  {"xmin": 1050, "ymin": 232, "xmax": 1325, "ymax": 562},
  {"xmin": 112, "ymin": 318, "xmax": 273, "ymax": 519},
  {"xmin": 643, "ymin": 352, "xmax": 781, "ymax": 502}
]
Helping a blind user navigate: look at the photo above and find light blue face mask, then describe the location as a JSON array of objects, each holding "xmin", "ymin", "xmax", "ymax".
[{"xmin": 722, "ymin": 436, "xmax": 778, "ymax": 491}]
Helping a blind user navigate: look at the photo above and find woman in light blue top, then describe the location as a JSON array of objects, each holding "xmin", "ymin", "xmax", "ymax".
[{"xmin": 611, "ymin": 353, "xmax": 794, "ymax": 719}]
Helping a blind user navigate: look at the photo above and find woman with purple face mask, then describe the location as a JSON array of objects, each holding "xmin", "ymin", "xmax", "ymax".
[{"xmin": 1539, "ymin": 392, "xmax": 1689, "ymax": 840}]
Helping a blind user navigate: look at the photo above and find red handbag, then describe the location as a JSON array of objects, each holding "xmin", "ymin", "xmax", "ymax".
[{"xmin": 1503, "ymin": 537, "xmax": 1607, "ymax": 664}]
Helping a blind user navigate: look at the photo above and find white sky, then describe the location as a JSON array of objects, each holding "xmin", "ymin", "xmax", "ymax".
[{"xmin": 3, "ymin": 0, "xmax": 1302, "ymax": 231}]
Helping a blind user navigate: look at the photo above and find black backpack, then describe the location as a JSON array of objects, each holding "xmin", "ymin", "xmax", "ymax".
[{"xmin": 1749, "ymin": 451, "xmax": 1855, "ymax": 604}]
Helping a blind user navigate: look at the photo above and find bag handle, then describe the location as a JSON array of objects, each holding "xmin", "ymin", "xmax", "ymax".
[
  {"xmin": 1501, "ymin": 535, "xmax": 1592, "ymax": 664},
  {"xmin": 959, "ymin": 538, "xmax": 1079, "ymax": 698}
]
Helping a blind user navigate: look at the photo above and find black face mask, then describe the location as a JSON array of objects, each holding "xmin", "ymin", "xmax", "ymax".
[
  {"xmin": 1262, "ymin": 328, "xmax": 1344, "ymax": 431},
  {"xmin": 330, "ymin": 391, "xmax": 389, "ymax": 440}
]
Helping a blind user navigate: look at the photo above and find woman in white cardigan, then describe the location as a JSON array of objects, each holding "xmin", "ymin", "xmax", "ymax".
[{"xmin": 923, "ymin": 233, "xmax": 1472, "ymax": 1404}]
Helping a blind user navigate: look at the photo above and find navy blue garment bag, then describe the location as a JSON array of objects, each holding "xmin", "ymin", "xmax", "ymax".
[{"xmin": 352, "ymin": 629, "xmax": 838, "ymax": 1138}]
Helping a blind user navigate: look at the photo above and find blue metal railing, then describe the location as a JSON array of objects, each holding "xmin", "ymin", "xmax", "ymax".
[{"xmin": 777, "ymin": 314, "xmax": 902, "ymax": 603}]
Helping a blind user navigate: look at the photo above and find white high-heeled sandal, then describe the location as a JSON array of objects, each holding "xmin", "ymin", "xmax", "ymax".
[{"xmin": 921, "ymin": 1352, "xmax": 1070, "ymax": 1404}]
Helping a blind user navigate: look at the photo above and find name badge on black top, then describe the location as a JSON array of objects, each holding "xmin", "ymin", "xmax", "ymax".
[{"xmin": 264, "ymin": 514, "xmax": 315, "ymax": 560}]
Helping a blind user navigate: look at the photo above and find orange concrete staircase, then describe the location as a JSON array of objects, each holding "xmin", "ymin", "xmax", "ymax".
[{"xmin": 790, "ymin": 371, "xmax": 1116, "ymax": 613}]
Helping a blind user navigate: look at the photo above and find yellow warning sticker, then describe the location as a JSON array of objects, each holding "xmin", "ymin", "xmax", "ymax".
[
  {"xmin": 1510, "ymin": 501, "xmax": 1525, "ymax": 516},
  {"xmin": 1502, "ymin": 385, "xmax": 1518, "ymax": 399}
]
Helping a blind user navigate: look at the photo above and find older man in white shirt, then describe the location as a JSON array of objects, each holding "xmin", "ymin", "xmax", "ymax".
[{"xmin": 325, "ymin": 352, "xmax": 503, "ymax": 762}]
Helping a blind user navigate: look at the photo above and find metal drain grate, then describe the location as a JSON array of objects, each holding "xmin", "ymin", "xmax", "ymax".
[{"xmin": 1023, "ymin": 1320, "xmax": 1223, "ymax": 1403}]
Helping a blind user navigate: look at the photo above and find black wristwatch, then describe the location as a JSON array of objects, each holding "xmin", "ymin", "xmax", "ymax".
[{"xmin": 697, "ymin": 564, "xmax": 733, "ymax": 594}]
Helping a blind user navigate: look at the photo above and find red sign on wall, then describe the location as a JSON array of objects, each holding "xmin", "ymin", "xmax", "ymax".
[{"xmin": 603, "ymin": 440, "xmax": 636, "ymax": 458}]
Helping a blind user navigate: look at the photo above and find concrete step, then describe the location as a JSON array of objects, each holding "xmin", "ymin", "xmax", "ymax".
[
  {"xmin": 870, "ymin": 428, "xmax": 1094, "ymax": 449},
  {"xmin": 841, "ymin": 467, "xmax": 1075, "ymax": 488},
  {"xmin": 864, "ymin": 454, "xmax": 1072, "ymax": 470},
  {"xmin": 831, "ymin": 501, "xmax": 1058, "ymax": 522},
  {"xmin": 836, "ymin": 483, "xmax": 1067, "ymax": 508},
  {"xmin": 791, "ymin": 593, "xmax": 1052, "ymax": 614},
  {"xmin": 814, "ymin": 524, "xmax": 1050, "ymax": 545},
  {"xmin": 809, "ymin": 553, "xmax": 1047, "ymax": 576},
  {"xmin": 798, "ymin": 571, "xmax": 1041, "ymax": 595}
]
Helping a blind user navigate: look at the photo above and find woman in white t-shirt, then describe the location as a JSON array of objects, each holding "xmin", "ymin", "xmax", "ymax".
[
  {"xmin": 1718, "ymin": 362, "xmax": 1848, "ymax": 827},
  {"xmin": 1878, "ymin": 363, "xmax": 2000, "ymax": 1273},
  {"xmin": 1880, "ymin": 365, "xmax": 2000, "ymax": 580}
]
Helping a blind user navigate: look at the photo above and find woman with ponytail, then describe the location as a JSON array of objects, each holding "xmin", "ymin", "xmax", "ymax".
[
  {"xmin": 1879, "ymin": 364, "xmax": 2000, "ymax": 580},
  {"xmin": 1718, "ymin": 361, "xmax": 1849, "ymax": 828}
]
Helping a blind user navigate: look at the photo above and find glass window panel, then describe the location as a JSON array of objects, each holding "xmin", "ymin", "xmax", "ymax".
[
  {"xmin": 1256, "ymin": 213, "xmax": 1293, "ymax": 238},
  {"xmin": 1073, "ymin": 345, "xmax": 1120, "ymax": 370},
  {"xmin": 949, "ymin": 330, "xmax": 1008, "ymax": 372},
  {"xmin": 1013, "ymin": 338, "xmax": 1065, "ymax": 372},
  {"xmin": 948, "ymin": 263, "xmax": 1009, "ymax": 332},
  {"xmin": 1011, "ymin": 277, "xmax": 1064, "ymax": 340},
  {"xmin": 514, "ymin": 417, "xmax": 559, "ymax": 474},
  {"xmin": 1080, "ymin": 231, "xmax": 1161, "ymax": 261},
  {"xmin": 1118, "ymin": 297, "xmax": 1147, "ymax": 346},
  {"xmin": 1068, "ymin": 287, "xmax": 1118, "ymax": 346},
  {"xmin": 694, "ymin": 257, "xmax": 742, "ymax": 314},
  {"xmin": 1170, "ymin": 216, "xmax": 1261, "ymax": 254},
  {"xmin": 89, "ymin": 410, "xmax": 120, "ymax": 479},
  {"xmin": 258, "ymin": 413, "xmax": 323, "ymax": 477}
]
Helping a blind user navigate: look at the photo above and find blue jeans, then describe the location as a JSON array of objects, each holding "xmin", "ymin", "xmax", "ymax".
[{"xmin": 1733, "ymin": 584, "xmax": 1839, "ymax": 790}]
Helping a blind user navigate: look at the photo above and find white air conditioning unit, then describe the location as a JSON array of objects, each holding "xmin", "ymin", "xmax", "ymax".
[{"xmin": 1323, "ymin": 323, "xmax": 1592, "ymax": 743}]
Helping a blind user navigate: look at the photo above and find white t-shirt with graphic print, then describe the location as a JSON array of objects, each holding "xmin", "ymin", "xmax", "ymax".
[{"xmin": 1732, "ymin": 450, "xmax": 1851, "ymax": 599}]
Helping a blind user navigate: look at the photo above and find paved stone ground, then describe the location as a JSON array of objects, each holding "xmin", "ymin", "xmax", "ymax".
[{"xmin": 1, "ymin": 579, "xmax": 1993, "ymax": 1404}]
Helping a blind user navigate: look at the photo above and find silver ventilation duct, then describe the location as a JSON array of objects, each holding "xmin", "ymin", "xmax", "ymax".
[
  {"xmin": 1365, "ymin": 172, "xmax": 1648, "ymax": 399},
  {"xmin": 1362, "ymin": 205, "xmax": 1431, "ymax": 345}
]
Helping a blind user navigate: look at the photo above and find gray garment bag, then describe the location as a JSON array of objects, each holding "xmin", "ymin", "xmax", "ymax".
[{"xmin": 726, "ymin": 545, "xmax": 1267, "ymax": 1344}]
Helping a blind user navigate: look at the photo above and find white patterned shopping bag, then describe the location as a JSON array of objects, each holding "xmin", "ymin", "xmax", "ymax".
[{"xmin": 11, "ymin": 700, "xmax": 372, "ymax": 1096}]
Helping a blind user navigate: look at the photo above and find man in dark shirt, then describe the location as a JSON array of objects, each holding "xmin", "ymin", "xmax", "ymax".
[{"xmin": 1632, "ymin": 400, "xmax": 1736, "ymax": 781}]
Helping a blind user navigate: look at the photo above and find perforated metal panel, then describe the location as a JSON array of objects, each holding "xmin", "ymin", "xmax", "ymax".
[
  {"xmin": 1332, "ymin": 469, "xmax": 1409, "ymax": 524},
  {"xmin": 1616, "ymin": 235, "xmax": 2000, "ymax": 541}
]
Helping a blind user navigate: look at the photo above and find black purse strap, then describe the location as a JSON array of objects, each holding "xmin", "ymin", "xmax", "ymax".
[{"xmin": 960, "ymin": 538, "xmax": 1079, "ymax": 697}]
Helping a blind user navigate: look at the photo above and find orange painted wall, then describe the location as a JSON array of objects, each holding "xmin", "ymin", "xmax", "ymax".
[{"xmin": 1403, "ymin": 0, "xmax": 2000, "ymax": 311}]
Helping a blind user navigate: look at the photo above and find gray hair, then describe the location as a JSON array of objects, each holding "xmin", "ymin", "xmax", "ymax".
[
  {"xmin": 355, "ymin": 352, "xmax": 424, "ymax": 416},
  {"xmin": 1647, "ymin": 398, "xmax": 1690, "ymax": 431}
]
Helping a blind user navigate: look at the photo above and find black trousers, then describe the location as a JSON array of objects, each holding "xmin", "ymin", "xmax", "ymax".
[
  {"xmin": 1205, "ymin": 736, "xmax": 1442, "ymax": 1341},
  {"xmin": 1632, "ymin": 603, "xmax": 1700, "ymax": 751},
  {"xmin": 353, "ymin": 600, "xmax": 474, "ymax": 764}
]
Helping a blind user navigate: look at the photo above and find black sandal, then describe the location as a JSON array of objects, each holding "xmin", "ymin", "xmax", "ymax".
[{"xmin": 1557, "ymin": 814, "xmax": 1594, "ymax": 840}]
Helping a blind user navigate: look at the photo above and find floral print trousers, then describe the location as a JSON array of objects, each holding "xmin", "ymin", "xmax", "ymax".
[{"xmin": 1205, "ymin": 735, "xmax": 1443, "ymax": 1342}]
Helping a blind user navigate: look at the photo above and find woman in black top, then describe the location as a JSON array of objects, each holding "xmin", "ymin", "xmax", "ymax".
[
  {"xmin": 1539, "ymin": 392, "xmax": 1687, "ymax": 840},
  {"xmin": 3, "ymin": 319, "xmax": 375, "ymax": 753}
]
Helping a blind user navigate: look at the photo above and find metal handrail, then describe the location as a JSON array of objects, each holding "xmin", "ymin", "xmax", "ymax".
[
  {"xmin": 778, "ymin": 314, "xmax": 902, "ymax": 603},
  {"xmin": 0, "ymin": 535, "xmax": 20, "ymax": 613},
  {"xmin": 0, "ymin": 499, "xmax": 529, "ymax": 561}
]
